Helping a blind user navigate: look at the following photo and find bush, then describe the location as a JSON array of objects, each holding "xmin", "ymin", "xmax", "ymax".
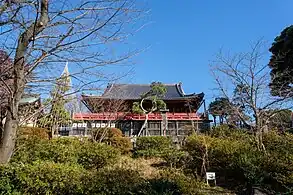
[
  {"xmin": 209, "ymin": 125, "xmax": 254, "ymax": 143},
  {"xmin": 109, "ymin": 137, "xmax": 132, "ymax": 154},
  {"xmin": 12, "ymin": 137, "xmax": 120, "ymax": 170},
  {"xmin": 161, "ymin": 149, "xmax": 190, "ymax": 169},
  {"xmin": 134, "ymin": 136, "xmax": 172, "ymax": 158},
  {"xmin": 91, "ymin": 128, "xmax": 132, "ymax": 154},
  {"xmin": 13, "ymin": 138, "xmax": 80, "ymax": 164},
  {"xmin": 149, "ymin": 169, "xmax": 230, "ymax": 195},
  {"xmin": 86, "ymin": 168, "xmax": 150, "ymax": 195},
  {"xmin": 0, "ymin": 161, "xmax": 87, "ymax": 195},
  {"xmin": 18, "ymin": 127, "xmax": 49, "ymax": 140},
  {"xmin": 184, "ymin": 134, "xmax": 263, "ymax": 191},
  {"xmin": 184, "ymin": 132, "xmax": 293, "ymax": 193},
  {"xmin": 0, "ymin": 161, "xmax": 230, "ymax": 195},
  {"xmin": 77, "ymin": 142, "xmax": 119, "ymax": 170},
  {"xmin": 92, "ymin": 127, "xmax": 123, "ymax": 141}
]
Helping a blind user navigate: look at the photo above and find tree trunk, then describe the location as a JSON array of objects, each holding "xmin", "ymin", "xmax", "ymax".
[
  {"xmin": 138, "ymin": 114, "xmax": 148, "ymax": 137},
  {"xmin": 0, "ymin": 0, "xmax": 49, "ymax": 164},
  {"xmin": 0, "ymin": 111, "xmax": 18, "ymax": 163}
]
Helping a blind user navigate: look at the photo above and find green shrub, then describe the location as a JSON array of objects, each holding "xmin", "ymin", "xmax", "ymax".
[
  {"xmin": 109, "ymin": 137, "xmax": 132, "ymax": 154},
  {"xmin": 0, "ymin": 162, "xmax": 230, "ymax": 195},
  {"xmin": 136, "ymin": 136, "xmax": 172, "ymax": 150},
  {"xmin": 210, "ymin": 125, "xmax": 254, "ymax": 143},
  {"xmin": 184, "ymin": 132, "xmax": 293, "ymax": 193},
  {"xmin": 184, "ymin": 134, "xmax": 263, "ymax": 191},
  {"xmin": 13, "ymin": 138, "xmax": 80, "ymax": 164},
  {"xmin": 0, "ymin": 161, "xmax": 87, "ymax": 195},
  {"xmin": 261, "ymin": 131, "xmax": 293, "ymax": 192},
  {"xmin": 85, "ymin": 168, "xmax": 150, "ymax": 195},
  {"xmin": 149, "ymin": 169, "xmax": 230, "ymax": 195},
  {"xmin": 92, "ymin": 128, "xmax": 132, "ymax": 154},
  {"xmin": 12, "ymin": 137, "xmax": 120, "ymax": 170},
  {"xmin": 161, "ymin": 149, "xmax": 190, "ymax": 169},
  {"xmin": 77, "ymin": 142, "xmax": 119, "ymax": 170},
  {"xmin": 134, "ymin": 136, "xmax": 172, "ymax": 158}
]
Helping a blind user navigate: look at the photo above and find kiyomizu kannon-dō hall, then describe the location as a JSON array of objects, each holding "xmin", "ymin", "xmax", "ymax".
[{"xmin": 67, "ymin": 83, "xmax": 211, "ymax": 138}]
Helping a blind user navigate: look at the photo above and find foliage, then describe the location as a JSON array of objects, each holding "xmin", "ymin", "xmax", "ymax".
[
  {"xmin": 134, "ymin": 136, "xmax": 172, "ymax": 158},
  {"xmin": 208, "ymin": 98, "xmax": 231, "ymax": 118},
  {"xmin": 92, "ymin": 127, "xmax": 123, "ymax": 140},
  {"xmin": 134, "ymin": 136, "xmax": 189, "ymax": 169},
  {"xmin": 92, "ymin": 128, "xmax": 132, "ymax": 154},
  {"xmin": 0, "ymin": 162, "xmax": 230, "ymax": 195},
  {"xmin": 109, "ymin": 137, "xmax": 133, "ymax": 154},
  {"xmin": 37, "ymin": 74, "xmax": 72, "ymax": 133},
  {"xmin": 136, "ymin": 136, "xmax": 172, "ymax": 150},
  {"xmin": 265, "ymin": 109, "xmax": 293, "ymax": 131},
  {"xmin": 132, "ymin": 101, "xmax": 144, "ymax": 114},
  {"xmin": 85, "ymin": 168, "xmax": 151, "ymax": 195},
  {"xmin": 149, "ymin": 169, "xmax": 230, "ymax": 195},
  {"xmin": 210, "ymin": 125, "xmax": 254, "ymax": 143},
  {"xmin": 269, "ymin": 25, "xmax": 293, "ymax": 97},
  {"xmin": 12, "ymin": 137, "xmax": 119, "ymax": 170},
  {"xmin": 184, "ymin": 134, "xmax": 263, "ymax": 191},
  {"xmin": 77, "ymin": 143, "xmax": 119, "ymax": 170},
  {"xmin": 161, "ymin": 149, "xmax": 190, "ymax": 169},
  {"xmin": 184, "ymin": 128, "xmax": 293, "ymax": 193},
  {"xmin": 17, "ymin": 127, "xmax": 49, "ymax": 140},
  {"xmin": 132, "ymin": 82, "xmax": 167, "ymax": 114},
  {"xmin": 0, "ymin": 161, "xmax": 87, "ymax": 195}
]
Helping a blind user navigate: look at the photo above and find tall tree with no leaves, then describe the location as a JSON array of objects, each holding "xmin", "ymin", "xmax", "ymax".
[
  {"xmin": 210, "ymin": 40, "xmax": 292, "ymax": 150},
  {"xmin": 0, "ymin": 0, "xmax": 144, "ymax": 163}
]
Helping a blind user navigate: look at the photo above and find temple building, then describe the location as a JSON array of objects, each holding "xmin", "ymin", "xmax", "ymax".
[
  {"xmin": 71, "ymin": 83, "xmax": 211, "ymax": 137},
  {"xmin": 19, "ymin": 94, "xmax": 41, "ymax": 127}
]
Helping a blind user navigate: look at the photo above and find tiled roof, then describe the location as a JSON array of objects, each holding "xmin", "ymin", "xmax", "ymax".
[{"xmin": 83, "ymin": 83, "xmax": 204, "ymax": 101}]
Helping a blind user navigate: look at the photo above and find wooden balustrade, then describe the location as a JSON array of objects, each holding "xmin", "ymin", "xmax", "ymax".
[{"xmin": 73, "ymin": 112, "xmax": 202, "ymax": 121}]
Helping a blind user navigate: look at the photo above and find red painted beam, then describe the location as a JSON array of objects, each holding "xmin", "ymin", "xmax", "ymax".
[{"xmin": 73, "ymin": 112, "xmax": 202, "ymax": 121}]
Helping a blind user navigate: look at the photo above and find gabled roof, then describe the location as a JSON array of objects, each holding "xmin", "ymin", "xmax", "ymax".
[{"xmin": 83, "ymin": 83, "xmax": 204, "ymax": 101}]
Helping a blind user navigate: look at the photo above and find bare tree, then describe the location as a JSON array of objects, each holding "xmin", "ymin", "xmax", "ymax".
[
  {"xmin": 83, "ymin": 96, "xmax": 127, "ymax": 142},
  {"xmin": 210, "ymin": 40, "xmax": 292, "ymax": 150},
  {"xmin": 0, "ymin": 0, "xmax": 144, "ymax": 163}
]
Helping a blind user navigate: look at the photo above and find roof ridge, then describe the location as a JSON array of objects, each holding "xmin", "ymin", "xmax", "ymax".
[{"xmin": 110, "ymin": 83, "xmax": 178, "ymax": 86}]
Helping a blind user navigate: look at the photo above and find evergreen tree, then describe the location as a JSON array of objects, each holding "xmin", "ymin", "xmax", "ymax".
[
  {"xmin": 132, "ymin": 82, "xmax": 167, "ymax": 136},
  {"xmin": 38, "ymin": 71, "xmax": 71, "ymax": 137},
  {"xmin": 208, "ymin": 97, "xmax": 230, "ymax": 126},
  {"xmin": 269, "ymin": 25, "xmax": 293, "ymax": 97}
]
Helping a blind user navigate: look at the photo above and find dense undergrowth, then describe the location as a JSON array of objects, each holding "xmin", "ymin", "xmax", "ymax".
[{"xmin": 1, "ymin": 126, "xmax": 292, "ymax": 194}]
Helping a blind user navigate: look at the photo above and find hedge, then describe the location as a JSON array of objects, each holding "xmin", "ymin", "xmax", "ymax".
[{"xmin": 12, "ymin": 137, "xmax": 120, "ymax": 170}]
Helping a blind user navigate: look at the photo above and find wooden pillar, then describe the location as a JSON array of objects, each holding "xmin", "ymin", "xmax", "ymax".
[
  {"xmin": 160, "ymin": 109, "xmax": 169, "ymax": 136},
  {"xmin": 130, "ymin": 121, "xmax": 133, "ymax": 137}
]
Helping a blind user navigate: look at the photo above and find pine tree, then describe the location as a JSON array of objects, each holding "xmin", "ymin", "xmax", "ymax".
[
  {"xmin": 38, "ymin": 68, "xmax": 71, "ymax": 137},
  {"xmin": 269, "ymin": 25, "xmax": 293, "ymax": 97}
]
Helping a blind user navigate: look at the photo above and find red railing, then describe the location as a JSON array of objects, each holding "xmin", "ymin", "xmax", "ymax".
[{"xmin": 73, "ymin": 112, "xmax": 202, "ymax": 121}]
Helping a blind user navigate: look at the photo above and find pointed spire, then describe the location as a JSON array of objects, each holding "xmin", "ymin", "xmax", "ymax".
[
  {"xmin": 61, "ymin": 61, "xmax": 69, "ymax": 77},
  {"xmin": 60, "ymin": 62, "xmax": 72, "ymax": 88}
]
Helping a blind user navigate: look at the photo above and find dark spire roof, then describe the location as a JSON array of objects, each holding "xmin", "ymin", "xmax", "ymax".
[{"xmin": 83, "ymin": 83, "xmax": 204, "ymax": 101}]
